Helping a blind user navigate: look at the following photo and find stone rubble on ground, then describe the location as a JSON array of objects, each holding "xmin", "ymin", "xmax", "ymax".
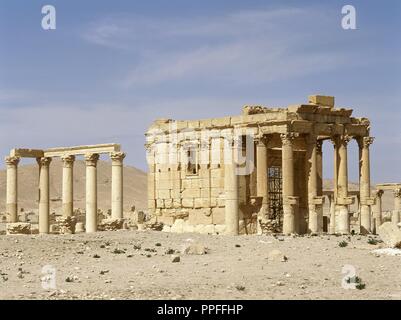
[
  {"xmin": 377, "ymin": 222, "xmax": 401, "ymax": 248},
  {"xmin": 56, "ymin": 216, "xmax": 77, "ymax": 234},
  {"xmin": 6, "ymin": 223, "xmax": 31, "ymax": 235}
]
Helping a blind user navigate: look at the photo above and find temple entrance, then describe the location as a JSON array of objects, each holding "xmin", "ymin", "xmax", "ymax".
[{"xmin": 268, "ymin": 166, "xmax": 283, "ymax": 228}]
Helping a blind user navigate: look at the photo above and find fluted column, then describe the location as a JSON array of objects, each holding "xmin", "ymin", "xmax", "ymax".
[
  {"xmin": 37, "ymin": 157, "xmax": 52, "ymax": 234},
  {"xmin": 358, "ymin": 136, "xmax": 374, "ymax": 233},
  {"xmin": 111, "ymin": 152, "xmax": 126, "ymax": 220},
  {"xmin": 85, "ymin": 153, "xmax": 99, "ymax": 233},
  {"xmin": 372, "ymin": 189, "xmax": 383, "ymax": 233},
  {"xmin": 392, "ymin": 188, "xmax": 401, "ymax": 224},
  {"xmin": 255, "ymin": 136, "xmax": 269, "ymax": 232},
  {"xmin": 336, "ymin": 135, "xmax": 352, "ymax": 234},
  {"xmin": 281, "ymin": 133, "xmax": 298, "ymax": 235},
  {"xmin": 5, "ymin": 156, "xmax": 20, "ymax": 223},
  {"xmin": 224, "ymin": 138, "xmax": 239, "ymax": 235},
  {"xmin": 61, "ymin": 155, "xmax": 75, "ymax": 217},
  {"xmin": 307, "ymin": 136, "xmax": 323, "ymax": 234}
]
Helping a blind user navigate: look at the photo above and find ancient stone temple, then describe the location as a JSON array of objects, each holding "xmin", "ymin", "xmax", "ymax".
[{"xmin": 145, "ymin": 95, "xmax": 374, "ymax": 235}]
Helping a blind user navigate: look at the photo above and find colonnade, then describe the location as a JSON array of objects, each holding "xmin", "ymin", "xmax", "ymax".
[
  {"xmin": 5, "ymin": 151, "xmax": 126, "ymax": 234},
  {"xmin": 224, "ymin": 133, "xmax": 374, "ymax": 235}
]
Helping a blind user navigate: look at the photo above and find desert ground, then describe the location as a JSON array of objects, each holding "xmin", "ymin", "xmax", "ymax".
[{"xmin": 1, "ymin": 230, "xmax": 400, "ymax": 300}]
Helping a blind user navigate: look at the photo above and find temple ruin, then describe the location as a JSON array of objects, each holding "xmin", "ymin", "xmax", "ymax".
[
  {"xmin": 145, "ymin": 95, "xmax": 376, "ymax": 235},
  {"xmin": 5, "ymin": 144, "xmax": 126, "ymax": 234}
]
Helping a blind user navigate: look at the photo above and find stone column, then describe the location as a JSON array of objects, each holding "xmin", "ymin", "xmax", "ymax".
[
  {"xmin": 329, "ymin": 194, "xmax": 336, "ymax": 234},
  {"xmin": 307, "ymin": 136, "xmax": 323, "ymax": 234},
  {"xmin": 224, "ymin": 138, "xmax": 239, "ymax": 235},
  {"xmin": 392, "ymin": 188, "xmax": 401, "ymax": 224},
  {"xmin": 358, "ymin": 136, "xmax": 374, "ymax": 233},
  {"xmin": 61, "ymin": 155, "xmax": 75, "ymax": 217},
  {"xmin": 5, "ymin": 156, "xmax": 20, "ymax": 223},
  {"xmin": 372, "ymin": 189, "xmax": 383, "ymax": 233},
  {"xmin": 316, "ymin": 140, "xmax": 323, "ymax": 198},
  {"xmin": 85, "ymin": 153, "xmax": 99, "ymax": 233},
  {"xmin": 37, "ymin": 157, "xmax": 52, "ymax": 234},
  {"xmin": 256, "ymin": 136, "xmax": 269, "ymax": 231},
  {"xmin": 145, "ymin": 143, "xmax": 156, "ymax": 215},
  {"xmin": 111, "ymin": 152, "xmax": 126, "ymax": 219},
  {"xmin": 281, "ymin": 133, "xmax": 298, "ymax": 235},
  {"xmin": 336, "ymin": 135, "xmax": 352, "ymax": 234}
]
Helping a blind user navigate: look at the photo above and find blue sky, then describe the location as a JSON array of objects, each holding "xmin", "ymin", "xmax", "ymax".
[{"xmin": 0, "ymin": 0, "xmax": 400, "ymax": 183}]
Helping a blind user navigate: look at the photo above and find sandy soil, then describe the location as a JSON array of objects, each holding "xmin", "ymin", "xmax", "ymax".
[{"xmin": 0, "ymin": 230, "xmax": 400, "ymax": 300}]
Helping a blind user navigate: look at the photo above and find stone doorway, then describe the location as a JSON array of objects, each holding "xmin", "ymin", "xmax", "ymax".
[{"xmin": 269, "ymin": 166, "xmax": 283, "ymax": 230}]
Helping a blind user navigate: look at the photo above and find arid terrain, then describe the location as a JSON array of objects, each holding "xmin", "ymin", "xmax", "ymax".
[{"xmin": 1, "ymin": 230, "xmax": 400, "ymax": 300}]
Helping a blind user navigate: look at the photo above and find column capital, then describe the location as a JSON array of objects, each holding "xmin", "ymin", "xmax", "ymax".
[
  {"xmin": 36, "ymin": 157, "xmax": 52, "ymax": 167},
  {"xmin": 357, "ymin": 136, "xmax": 374, "ymax": 149},
  {"xmin": 85, "ymin": 153, "xmax": 100, "ymax": 167},
  {"xmin": 5, "ymin": 156, "xmax": 20, "ymax": 166},
  {"xmin": 374, "ymin": 189, "xmax": 384, "ymax": 198},
  {"xmin": 61, "ymin": 155, "xmax": 76, "ymax": 168},
  {"xmin": 280, "ymin": 132, "xmax": 298, "ymax": 146},
  {"xmin": 393, "ymin": 188, "xmax": 401, "ymax": 198},
  {"xmin": 254, "ymin": 135, "xmax": 269, "ymax": 146},
  {"xmin": 316, "ymin": 139, "xmax": 323, "ymax": 153},
  {"xmin": 110, "ymin": 152, "xmax": 126, "ymax": 164},
  {"xmin": 331, "ymin": 135, "xmax": 351, "ymax": 147}
]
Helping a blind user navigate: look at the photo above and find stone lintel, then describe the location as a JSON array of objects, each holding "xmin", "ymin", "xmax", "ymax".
[
  {"xmin": 375, "ymin": 183, "xmax": 401, "ymax": 190},
  {"xmin": 44, "ymin": 143, "xmax": 121, "ymax": 157},
  {"xmin": 10, "ymin": 148, "xmax": 44, "ymax": 158}
]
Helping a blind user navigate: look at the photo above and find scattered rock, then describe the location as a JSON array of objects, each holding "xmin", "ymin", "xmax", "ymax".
[
  {"xmin": 56, "ymin": 216, "xmax": 77, "ymax": 234},
  {"xmin": 378, "ymin": 222, "xmax": 401, "ymax": 248},
  {"xmin": 6, "ymin": 223, "xmax": 31, "ymax": 235},
  {"xmin": 75, "ymin": 222, "xmax": 85, "ymax": 233},
  {"xmin": 112, "ymin": 248, "xmax": 126, "ymax": 254},
  {"xmin": 267, "ymin": 249, "xmax": 288, "ymax": 262},
  {"xmin": 171, "ymin": 255, "xmax": 180, "ymax": 263},
  {"xmin": 182, "ymin": 243, "xmax": 209, "ymax": 255},
  {"xmin": 372, "ymin": 248, "xmax": 401, "ymax": 256},
  {"xmin": 99, "ymin": 218, "xmax": 124, "ymax": 231}
]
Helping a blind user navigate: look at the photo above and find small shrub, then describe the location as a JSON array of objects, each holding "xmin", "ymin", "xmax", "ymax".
[
  {"xmin": 338, "ymin": 241, "xmax": 348, "ymax": 247},
  {"xmin": 367, "ymin": 238, "xmax": 378, "ymax": 245}
]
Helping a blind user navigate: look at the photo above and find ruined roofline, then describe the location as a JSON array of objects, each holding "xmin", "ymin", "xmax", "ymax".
[{"xmin": 146, "ymin": 95, "xmax": 370, "ymax": 134}]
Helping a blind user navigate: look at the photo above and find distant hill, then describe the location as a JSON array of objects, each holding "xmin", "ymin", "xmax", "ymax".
[{"xmin": 0, "ymin": 159, "xmax": 147, "ymax": 214}]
